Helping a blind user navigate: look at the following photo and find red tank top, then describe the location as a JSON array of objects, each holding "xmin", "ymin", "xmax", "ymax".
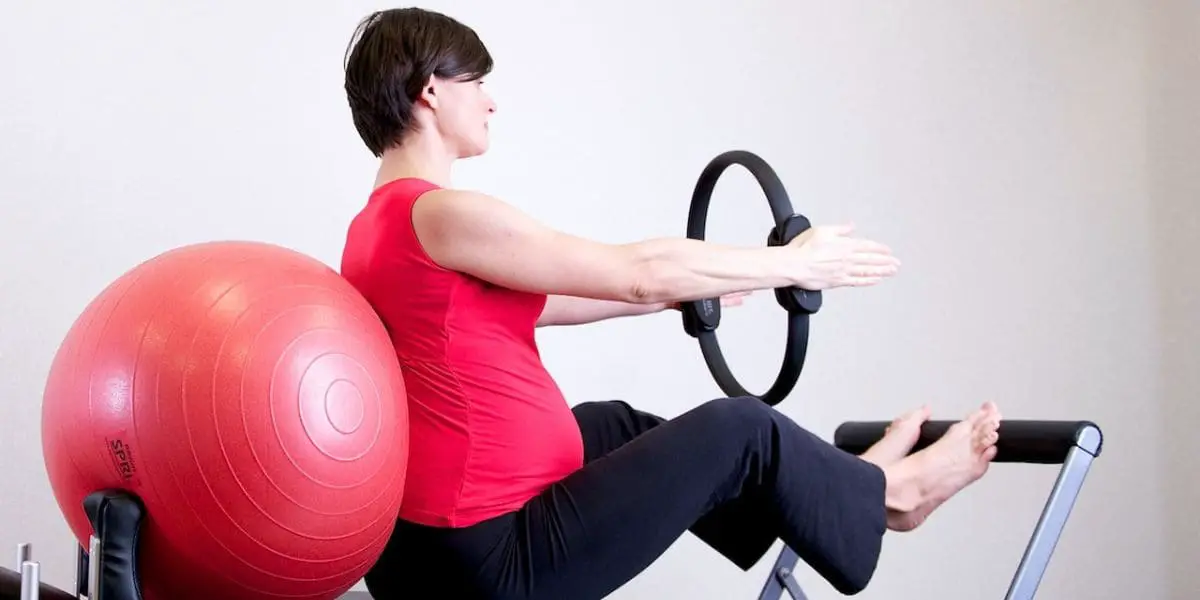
[{"xmin": 339, "ymin": 178, "xmax": 584, "ymax": 528}]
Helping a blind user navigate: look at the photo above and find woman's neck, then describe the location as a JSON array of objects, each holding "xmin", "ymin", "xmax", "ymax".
[{"xmin": 374, "ymin": 133, "xmax": 456, "ymax": 189}]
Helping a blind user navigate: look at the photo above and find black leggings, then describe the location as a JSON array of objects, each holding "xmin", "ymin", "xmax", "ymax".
[{"xmin": 363, "ymin": 397, "xmax": 888, "ymax": 599}]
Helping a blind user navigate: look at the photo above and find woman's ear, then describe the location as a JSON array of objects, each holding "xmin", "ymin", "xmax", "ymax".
[{"xmin": 416, "ymin": 75, "xmax": 439, "ymax": 109}]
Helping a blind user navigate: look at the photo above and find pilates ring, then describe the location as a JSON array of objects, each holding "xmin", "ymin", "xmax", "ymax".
[{"xmin": 679, "ymin": 150, "xmax": 821, "ymax": 406}]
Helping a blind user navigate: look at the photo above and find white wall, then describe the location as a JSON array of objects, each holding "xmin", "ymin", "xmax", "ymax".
[
  {"xmin": 0, "ymin": 1, "xmax": 1189, "ymax": 598},
  {"xmin": 1149, "ymin": 1, "xmax": 1200, "ymax": 599}
]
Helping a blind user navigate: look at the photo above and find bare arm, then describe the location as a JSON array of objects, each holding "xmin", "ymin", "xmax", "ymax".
[
  {"xmin": 536, "ymin": 290, "xmax": 751, "ymax": 327},
  {"xmin": 412, "ymin": 189, "xmax": 897, "ymax": 305},
  {"xmin": 536, "ymin": 295, "xmax": 668, "ymax": 327}
]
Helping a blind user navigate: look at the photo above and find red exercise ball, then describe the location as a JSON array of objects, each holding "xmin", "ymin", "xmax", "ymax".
[{"xmin": 41, "ymin": 241, "xmax": 409, "ymax": 600}]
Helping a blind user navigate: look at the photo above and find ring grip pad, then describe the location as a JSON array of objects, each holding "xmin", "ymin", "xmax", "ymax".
[{"xmin": 766, "ymin": 214, "xmax": 822, "ymax": 315}]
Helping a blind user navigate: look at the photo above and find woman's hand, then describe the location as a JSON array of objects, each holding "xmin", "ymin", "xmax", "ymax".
[{"xmin": 787, "ymin": 223, "xmax": 900, "ymax": 290}]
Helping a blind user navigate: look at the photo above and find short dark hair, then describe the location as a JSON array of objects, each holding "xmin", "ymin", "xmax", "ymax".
[{"xmin": 343, "ymin": 8, "xmax": 493, "ymax": 156}]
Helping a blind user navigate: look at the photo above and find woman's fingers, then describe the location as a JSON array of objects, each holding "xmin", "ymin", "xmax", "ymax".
[{"xmin": 852, "ymin": 252, "xmax": 902, "ymax": 266}]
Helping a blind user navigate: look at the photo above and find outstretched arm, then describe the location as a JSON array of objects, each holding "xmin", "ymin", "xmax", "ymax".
[
  {"xmin": 536, "ymin": 291, "xmax": 752, "ymax": 327},
  {"xmin": 536, "ymin": 295, "xmax": 669, "ymax": 327},
  {"xmin": 411, "ymin": 188, "xmax": 898, "ymax": 306}
]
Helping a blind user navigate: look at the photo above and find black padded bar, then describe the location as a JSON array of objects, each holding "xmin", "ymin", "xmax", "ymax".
[{"xmin": 834, "ymin": 420, "xmax": 1103, "ymax": 464}]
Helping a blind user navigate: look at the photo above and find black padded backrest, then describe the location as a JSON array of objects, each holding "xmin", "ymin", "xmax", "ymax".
[{"xmin": 83, "ymin": 489, "xmax": 146, "ymax": 600}]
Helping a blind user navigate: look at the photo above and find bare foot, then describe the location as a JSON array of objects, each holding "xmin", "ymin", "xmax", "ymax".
[
  {"xmin": 881, "ymin": 401, "xmax": 1002, "ymax": 532},
  {"xmin": 860, "ymin": 405, "xmax": 931, "ymax": 467}
]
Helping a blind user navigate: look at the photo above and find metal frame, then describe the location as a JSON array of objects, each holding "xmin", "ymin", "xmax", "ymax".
[
  {"xmin": 3, "ymin": 535, "xmax": 370, "ymax": 600},
  {"xmin": 1004, "ymin": 426, "xmax": 1102, "ymax": 599},
  {"xmin": 16, "ymin": 542, "xmax": 40, "ymax": 600},
  {"xmin": 757, "ymin": 545, "xmax": 807, "ymax": 600}
]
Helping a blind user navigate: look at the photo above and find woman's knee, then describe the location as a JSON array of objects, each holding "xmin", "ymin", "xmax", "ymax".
[
  {"xmin": 691, "ymin": 397, "xmax": 830, "ymax": 457},
  {"xmin": 692, "ymin": 396, "xmax": 779, "ymax": 434},
  {"xmin": 699, "ymin": 396, "xmax": 773, "ymax": 419}
]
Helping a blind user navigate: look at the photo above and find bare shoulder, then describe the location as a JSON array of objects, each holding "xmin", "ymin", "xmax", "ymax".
[{"xmin": 412, "ymin": 187, "xmax": 534, "ymax": 238}]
